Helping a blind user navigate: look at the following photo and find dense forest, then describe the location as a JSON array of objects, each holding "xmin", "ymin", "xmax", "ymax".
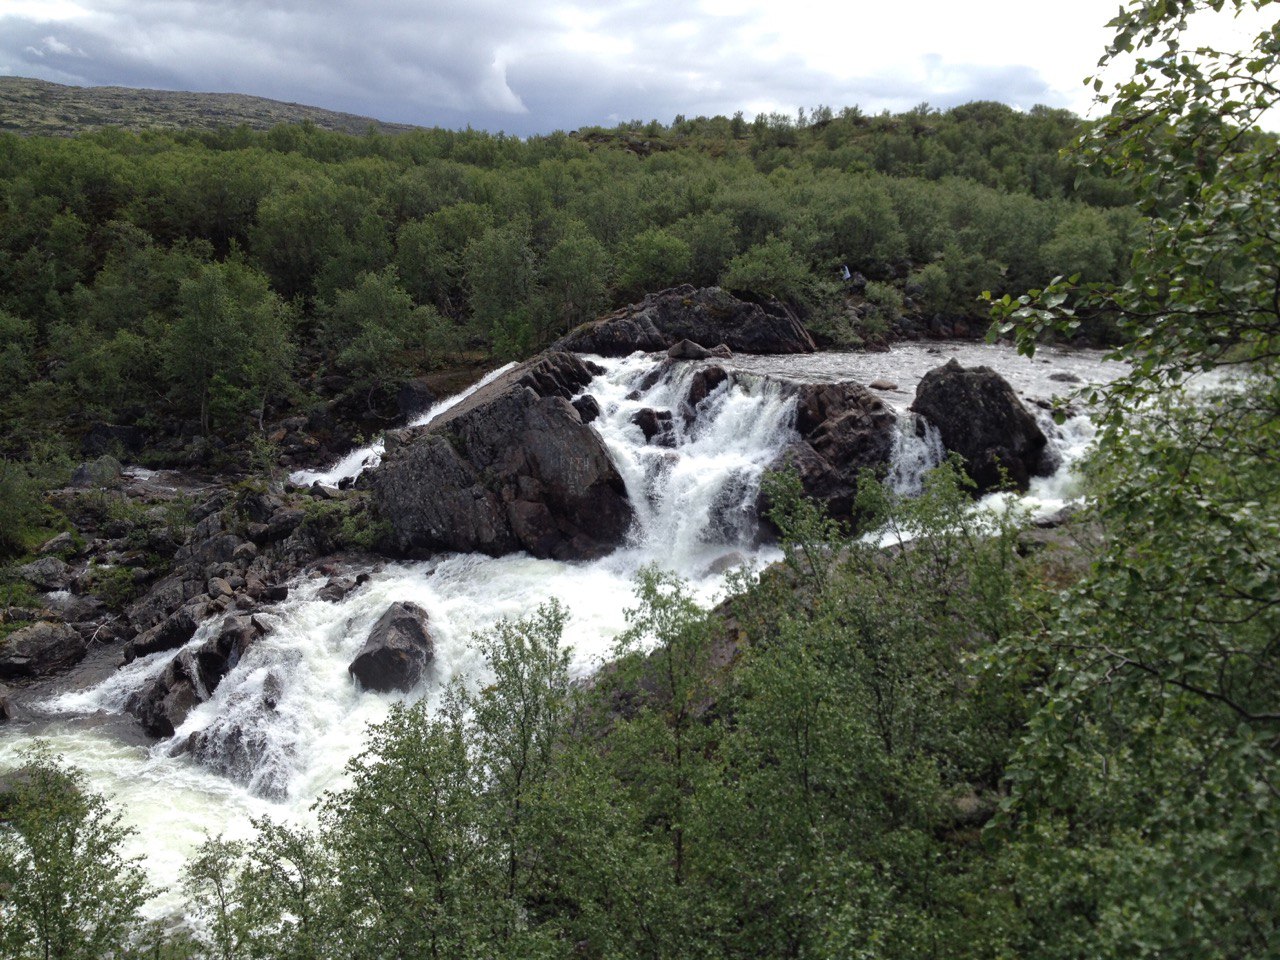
[
  {"xmin": 3, "ymin": 0, "xmax": 1280, "ymax": 957},
  {"xmin": 0, "ymin": 97, "xmax": 1132, "ymax": 455}
]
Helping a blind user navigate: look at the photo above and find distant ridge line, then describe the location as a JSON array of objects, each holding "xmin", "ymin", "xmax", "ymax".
[{"xmin": 0, "ymin": 76, "xmax": 423, "ymax": 137}]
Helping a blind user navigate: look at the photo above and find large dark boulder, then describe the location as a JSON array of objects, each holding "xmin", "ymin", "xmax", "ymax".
[
  {"xmin": 0, "ymin": 622, "xmax": 88, "ymax": 680},
  {"xmin": 555, "ymin": 285, "xmax": 816, "ymax": 356},
  {"xmin": 126, "ymin": 615, "xmax": 262, "ymax": 738},
  {"xmin": 910, "ymin": 359, "xmax": 1049, "ymax": 493},
  {"xmin": 122, "ymin": 600, "xmax": 211, "ymax": 662},
  {"xmin": 766, "ymin": 382, "xmax": 898, "ymax": 523},
  {"xmin": 70, "ymin": 455, "xmax": 124, "ymax": 489},
  {"xmin": 374, "ymin": 353, "xmax": 633, "ymax": 560},
  {"xmin": 349, "ymin": 601, "xmax": 434, "ymax": 693}
]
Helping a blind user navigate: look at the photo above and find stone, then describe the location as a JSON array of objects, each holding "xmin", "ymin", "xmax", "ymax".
[
  {"xmin": 571, "ymin": 394, "xmax": 601, "ymax": 424},
  {"xmin": 69, "ymin": 455, "xmax": 124, "ymax": 489},
  {"xmin": 631, "ymin": 408, "xmax": 676, "ymax": 447},
  {"xmin": 374, "ymin": 352, "xmax": 633, "ymax": 560},
  {"xmin": 765, "ymin": 382, "xmax": 898, "ymax": 524},
  {"xmin": 0, "ymin": 682, "xmax": 12, "ymax": 722},
  {"xmin": 348, "ymin": 601, "xmax": 434, "ymax": 693},
  {"xmin": 122, "ymin": 601, "xmax": 208, "ymax": 663},
  {"xmin": 265, "ymin": 509, "xmax": 306, "ymax": 539},
  {"xmin": 207, "ymin": 577, "xmax": 234, "ymax": 600},
  {"xmin": 126, "ymin": 615, "xmax": 263, "ymax": 738},
  {"xmin": 555, "ymin": 285, "xmax": 816, "ymax": 356},
  {"xmin": 682, "ymin": 366, "xmax": 729, "ymax": 421},
  {"xmin": 397, "ymin": 378, "xmax": 438, "ymax": 420},
  {"xmin": 18, "ymin": 556, "xmax": 72, "ymax": 592},
  {"xmin": 38, "ymin": 532, "xmax": 77, "ymax": 557},
  {"xmin": 0, "ymin": 622, "xmax": 88, "ymax": 680},
  {"xmin": 868, "ymin": 379, "xmax": 899, "ymax": 391},
  {"xmin": 126, "ymin": 574, "xmax": 188, "ymax": 634},
  {"xmin": 668, "ymin": 338, "xmax": 713, "ymax": 360},
  {"xmin": 910, "ymin": 359, "xmax": 1050, "ymax": 494}
]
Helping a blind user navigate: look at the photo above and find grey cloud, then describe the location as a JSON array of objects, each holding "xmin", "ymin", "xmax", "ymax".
[{"xmin": 0, "ymin": 1, "xmax": 1068, "ymax": 135}]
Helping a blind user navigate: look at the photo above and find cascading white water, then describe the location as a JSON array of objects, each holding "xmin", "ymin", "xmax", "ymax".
[
  {"xmin": 583, "ymin": 354, "xmax": 798, "ymax": 574},
  {"xmin": 289, "ymin": 361, "xmax": 519, "ymax": 487},
  {"xmin": 887, "ymin": 415, "xmax": 945, "ymax": 496},
  {"xmin": 0, "ymin": 343, "xmax": 1118, "ymax": 915}
]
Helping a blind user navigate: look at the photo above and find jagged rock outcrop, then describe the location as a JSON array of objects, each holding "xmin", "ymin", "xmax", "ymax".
[
  {"xmin": 556, "ymin": 285, "xmax": 816, "ymax": 356},
  {"xmin": 126, "ymin": 615, "xmax": 264, "ymax": 737},
  {"xmin": 374, "ymin": 352, "xmax": 632, "ymax": 560},
  {"xmin": 767, "ymin": 382, "xmax": 898, "ymax": 523},
  {"xmin": 911, "ymin": 359, "xmax": 1050, "ymax": 493},
  {"xmin": 0, "ymin": 622, "xmax": 88, "ymax": 679},
  {"xmin": 348, "ymin": 601, "xmax": 434, "ymax": 693}
]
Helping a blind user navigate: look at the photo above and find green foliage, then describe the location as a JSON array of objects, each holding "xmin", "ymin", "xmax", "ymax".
[
  {"xmin": 984, "ymin": 3, "xmax": 1280, "ymax": 956},
  {"xmin": 0, "ymin": 751, "xmax": 152, "ymax": 959},
  {"xmin": 0, "ymin": 458, "xmax": 44, "ymax": 558},
  {"xmin": 720, "ymin": 236, "xmax": 812, "ymax": 305},
  {"xmin": 162, "ymin": 260, "xmax": 294, "ymax": 435},
  {"xmin": 616, "ymin": 227, "xmax": 691, "ymax": 300}
]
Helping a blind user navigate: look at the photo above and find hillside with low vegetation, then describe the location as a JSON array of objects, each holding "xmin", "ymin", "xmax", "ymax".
[{"xmin": 0, "ymin": 76, "xmax": 418, "ymax": 137}]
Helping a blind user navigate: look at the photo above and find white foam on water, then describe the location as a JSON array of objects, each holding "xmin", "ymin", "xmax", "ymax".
[
  {"xmin": 288, "ymin": 362, "xmax": 519, "ymax": 487},
  {"xmin": 1, "ymin": 344, "xmax": 1122, "ymax": 916}
]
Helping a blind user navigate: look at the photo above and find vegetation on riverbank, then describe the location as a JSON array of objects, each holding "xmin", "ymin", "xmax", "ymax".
[{"xmin": 3, "ymin": 0, "xmax": 1280, "ymax": 956}]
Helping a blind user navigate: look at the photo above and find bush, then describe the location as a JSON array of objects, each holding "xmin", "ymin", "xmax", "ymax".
[{"xmin": 0, "ymin": 752, "xmax": 152, "ymax": 959}]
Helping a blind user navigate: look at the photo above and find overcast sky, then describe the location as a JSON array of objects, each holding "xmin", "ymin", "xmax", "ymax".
[{"xmin": 0, "ymin": 1, "xmax": 1269, "ymax": 135}]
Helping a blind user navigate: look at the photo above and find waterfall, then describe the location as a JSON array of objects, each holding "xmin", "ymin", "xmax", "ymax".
[
  {"xmin": 289, "ymin": 362, "xmax": 519, "ymax": 487},
  {"xmin": 886, "ymin": 414, "xmax": 944, "ymax": 496},
  {"xmin": 582, "ymin": 354, "xmax": 798, "ymax": 573},
  {"xmin": 0, "ymin": 344, "xmax": 1117, "ymax": 914}
]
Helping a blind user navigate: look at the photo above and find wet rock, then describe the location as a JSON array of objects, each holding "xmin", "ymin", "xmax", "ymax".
[
  {"xmin": 122, "ymin": 601, "xmax": 209, "ymax": 663},
  {"xmin": 349, "ymin": 601, "xmax": 434, "ymax": 693},
  {"xmin": 911, "ymin": 359, "xmax": 1050, "ymax": 493},
  {"xmin": 126, "ymin": 615, "xmax": 263, "ymax": 738},
  {"xmin": 0, "ymin": 622, "xmax": 88, "ymax": 680},
  {"xmin": 397, "ymin": 378, "xmax": 438, "ymax": 419},
  {"xmin": 18, "ymin": 556, "xmax": 73, "ymax": 592},
  {"xmin": 682, "ymin": 366, "xmax": 729, "ymax": 425},
  {"xmin": 555, "ymin": 285, "xmax": 816, "ymax": 356},
  {"xmin": 70, "ymin": 455, "xmax": 124, "ymax": 489},
  {"xmin": 1049, "ymin": 371, "xmax": 1083, "ymax": 383},
  {"xmin": 183, "ymin": 671, "xmax": 288, "ymax": 798},
  {"xmin": 317, "ymin": 576, "xmax": 360, "ymax": 603},
  {"xmin": 631, "ymin": 408, "xmax": 676, "ymax": 447},
  {"xmin": 0, "ymin": 683, "xmax": 12, "ymax": 722},
  {"xmin": 766, "ymin": 382, "xmax": 897, "ymax": 524},
  {"xmin": 375, "ymin": 352, "xmax": 632, "ymax": 560},
  {"xmin": 571, "ymin": 394, "xmax": 601, "ymax": 424},
  {"xmin": 668, "ymin": 338, "xmax": 712, "ymax": 360},
  {"xmin": 868, "ymin": 379, "xmax": 899, "ymax": 391}
]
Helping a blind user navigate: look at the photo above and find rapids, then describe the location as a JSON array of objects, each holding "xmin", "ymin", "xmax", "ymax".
[{"xmin": 0, "ymin": 343, "xmax": 1120, "ymax": 914}]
